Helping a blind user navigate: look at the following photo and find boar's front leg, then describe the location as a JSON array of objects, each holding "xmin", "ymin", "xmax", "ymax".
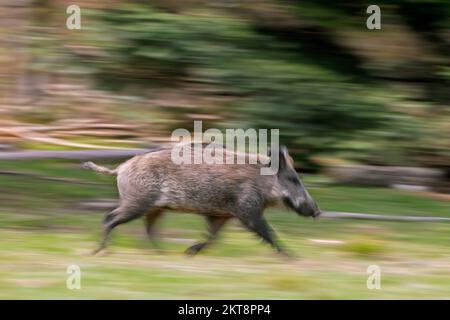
[
  {"xmin": 238, "ymin": 212, "xmax": 288, "ymax": 256},
  {"xmin": 185, "ymin": 216, "xmax": 230, "ymax": 256}
]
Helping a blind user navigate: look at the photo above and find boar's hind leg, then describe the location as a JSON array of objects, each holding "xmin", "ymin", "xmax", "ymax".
[
  {"xmin": 92, "ymin": 203, "xmax": 149, "ymax": 254},
  {"xmin": 185, "ymin": 216, "xmax": 230, "ymax": 256},
  {"xmin": 239, "ymin": 213, "xmax": 287, "ymax": 256},
  {"xmin": 145, "ymin": 209, "xmax": 164, "ymax": 250}
]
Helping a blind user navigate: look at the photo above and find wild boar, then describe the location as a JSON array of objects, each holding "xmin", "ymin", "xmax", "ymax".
[{"xmin": 83, "ymin": 143, "xmax": 321, "ymax": 256}]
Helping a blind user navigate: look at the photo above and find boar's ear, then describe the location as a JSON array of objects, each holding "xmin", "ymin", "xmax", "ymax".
[
  {"xmin": 279, "ymin": 146, "xmax": 295, "ymax": 173},
  {"xmin": 278, "ymin": 145, "xmax": 289, "ymax": 172}
]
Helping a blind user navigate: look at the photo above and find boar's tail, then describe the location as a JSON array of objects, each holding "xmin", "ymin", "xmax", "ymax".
[{"xmin": 82, "ymin": 161, "xmax": 117, "ymax": 176}]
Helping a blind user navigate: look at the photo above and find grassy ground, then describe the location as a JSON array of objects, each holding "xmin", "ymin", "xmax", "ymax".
[{"xmin": 0, "ymin": 160, "xmax": 449, "ymax": 299}]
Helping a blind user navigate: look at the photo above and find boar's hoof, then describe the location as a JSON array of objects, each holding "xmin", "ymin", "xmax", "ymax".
[
  {"xmin": 277, "ymin": 248, "xmax": 296, "ymax": 260},
  {"xmin": 185, "ymin": 242, "xmax": 208, "ymax": 256},
  {"xmin": 91, "ymin": 247, "xmax": 108, "ymax": 256}
]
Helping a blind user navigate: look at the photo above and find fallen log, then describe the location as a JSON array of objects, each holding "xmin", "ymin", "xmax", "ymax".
[
  {"xmin": 0, "ymin": 127, "xmax": 140, "ymax": 150},
  {"xmin": 327, "ymin": 165, "xmax": 444, "ymax": 187},
  {"xmin": 0, "ymin": 148, "xmax": 161, "ymax": 160},
  {"xmin": 0, "ymin": 170, "xmax": 106, "ymax": 185},
  {"xmin": 321, "ymin": 211, "xmax": 450, "ymax": 222}
]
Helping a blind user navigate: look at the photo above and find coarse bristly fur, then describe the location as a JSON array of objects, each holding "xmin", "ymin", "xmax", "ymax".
[{"xmin": 83, "ymin": 143, "xmax": 321, "ymax": 256}]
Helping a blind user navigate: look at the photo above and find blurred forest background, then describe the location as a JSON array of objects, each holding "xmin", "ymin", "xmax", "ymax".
[
  {"xmin": 1, "ymin": 0, "xmax": 449, "ymax": 170},
  {"xmin": 0, "ymin": 1, "xmax": 449, "ymax": 299}
]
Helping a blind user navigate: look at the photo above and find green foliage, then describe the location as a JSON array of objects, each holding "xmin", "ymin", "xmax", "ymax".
[
  {"xmin": 66, "ymin": 2, "xmax": 449, "ymax": 169},
  {"xmin": 75, "ymin": 3, "xmax": 390, "ymax": 169}
]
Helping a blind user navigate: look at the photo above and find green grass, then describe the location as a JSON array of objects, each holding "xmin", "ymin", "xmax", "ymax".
[
  {"xmin": 0, "ymin": 159, "xmax": 449, "ymax": 299},
  {"xmin": 1, "ymin": 216, "xmax": 449, "ymax": 299},
  {"xmin": 339, "ymin": 238, "xmax": 388, "ymax": 256}
]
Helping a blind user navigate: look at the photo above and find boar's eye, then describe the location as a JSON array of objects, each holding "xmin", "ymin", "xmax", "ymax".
[{"xmin": 288, "ymin": 176, "xmax": 299, "ymax": 184}]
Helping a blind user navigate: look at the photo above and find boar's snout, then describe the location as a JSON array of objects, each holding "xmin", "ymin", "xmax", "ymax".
[
  {"xmin": 294, "ymin": 197, "xmax": 321, "ymax": 218},
  {"xmin": 313, "ymin": 208, "xmax": 322, "ymax": 218},
  {"xmin": 281, "ymin": 192, "xmax": 320, "ymax": 218}
]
